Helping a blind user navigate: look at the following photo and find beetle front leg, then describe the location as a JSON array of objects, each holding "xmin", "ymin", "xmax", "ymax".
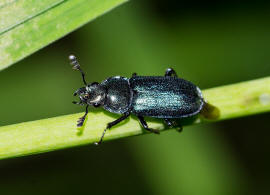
[
  {"xmin": 95, "ymin": 112, "xmax": 130, "ymax": 145},
  {"xmin": 165, "ymin": 68, "xmax": 178, "ymax": 77},
  {"xmin": 77, "ymin": 105, "xmax": 89, "ymax": 127},
  {"xmin": 164, "ymin": 118, "xmax": 183, "ymax": 132},
  {"xmin": 137, "ymin": 116, "xmax": 160, "ymax": 134}
]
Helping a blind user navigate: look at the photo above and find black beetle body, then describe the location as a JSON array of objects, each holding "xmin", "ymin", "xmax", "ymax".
[
  {"xmin": 100, "ymin": 76, "xmax": 203, "ymax": 117},
  {"xmin": 69, "ymin": 55, "xmax": 204, "ymax": 144}
]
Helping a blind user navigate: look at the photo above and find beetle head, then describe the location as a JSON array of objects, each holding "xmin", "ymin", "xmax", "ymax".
[{"xmin": 74, "ymin": 82, "xmax": 106, "ymax": 107}]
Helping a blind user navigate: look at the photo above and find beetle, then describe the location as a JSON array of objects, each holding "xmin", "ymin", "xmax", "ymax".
[{"xmin": 69, "ymin": 55, "xmax": 205, "ymax": 145}]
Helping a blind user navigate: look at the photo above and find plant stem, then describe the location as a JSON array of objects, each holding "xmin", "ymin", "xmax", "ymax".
[{"xmin": 0, "ymin": 76, "xmax": 269, "ymax": 160}]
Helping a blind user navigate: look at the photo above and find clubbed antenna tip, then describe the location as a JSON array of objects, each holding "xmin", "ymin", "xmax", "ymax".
[
  {"xmin": 69, "ymin": 54, "xmax": 87, "ymax": 85},
  {"xmin": 69, "ymin": 54, "xmax": 80, "ymax": 70},
  {"xmin": 69, "ymin": 54, "xmax": 76, "ymax": 61}
]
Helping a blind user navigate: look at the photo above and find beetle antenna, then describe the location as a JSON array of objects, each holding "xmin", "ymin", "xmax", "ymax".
[{"xmin": 69, "ymin": 55, "xmax": 87, "ymax": 85}]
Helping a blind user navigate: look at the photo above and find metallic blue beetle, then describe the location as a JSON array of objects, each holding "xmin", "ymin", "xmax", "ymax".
[{"xmin": 69, "ymin": 55, "xmax": 205, "ymax": 144}]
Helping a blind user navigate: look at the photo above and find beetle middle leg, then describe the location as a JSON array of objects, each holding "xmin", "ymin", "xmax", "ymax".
[
  {"xmin": 137, "ymin": 116, "xmax": 160, "ymax": 134},
  {"xmin": 95, "ymin": 112, "xmax": 130, "ymax": 145},
  {"xmin": 164, "ymin": 118, "xmax": 183, "ymax": 132},
  {"xmin": 165, "ymin": 68, "xmax": 178, "ymax": 77},
  {"xmin": 77, "ymin": 105, "xmax": 89, "ymax": 127}
]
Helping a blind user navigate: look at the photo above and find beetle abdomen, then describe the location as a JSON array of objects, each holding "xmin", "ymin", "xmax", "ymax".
[{"xmin": 130, "ymin": 76, "xmax": 204, "ymax": 118}]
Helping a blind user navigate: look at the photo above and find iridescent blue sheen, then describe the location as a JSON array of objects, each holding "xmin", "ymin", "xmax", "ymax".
[
  {"xmin": 130, "ymin": 76, "xmax": 204, "ymax": 118},
  {"xmin": 99, "ymin": 76, "xmax": 204, "ymax": 118}
]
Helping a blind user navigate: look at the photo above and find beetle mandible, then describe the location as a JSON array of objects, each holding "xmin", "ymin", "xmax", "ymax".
[{"xmin": 69, "ymin": 55, "xmax": 205, "ymax": 145}]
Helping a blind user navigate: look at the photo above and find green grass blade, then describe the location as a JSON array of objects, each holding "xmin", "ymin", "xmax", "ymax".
[
  {"xmin": 203, "ymin": 76, "xmax": 270, "ymax": 121},
  {"xmin": 0, "ymin": 0, "xmax": 127, "ymax": 70},
  {"xmin": 0, "ymin": 76, "xmax": 269, "ymax": 160},
  {"xmin": 0, "ymin": 0, "xmax": 65, "ymax": 34}
]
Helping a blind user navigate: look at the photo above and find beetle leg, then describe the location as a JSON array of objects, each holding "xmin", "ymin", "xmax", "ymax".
[
  {"xmin": 95, "ymin": 112, "xmax": 130, "ymax": 145},
  {"xmin": 164, "ymin": 118, "xmax": 173, "ymax": 126},
  {"xmin": 165, "ymin": 68, "xmax": 178, "ymax": 77},
  {"xmin": 132, "ymin": 72, "xmax": 137, "ymax": 77},
  {"xmin": 77, "ymin": 105, "xmax": 89, "ymax": 127},
  {"xmin": 164, "ymin": 118, "xmax": 183, "ymax": 132},
  {"xmin": 137, "ymin": 116, "xmax": 160, "ymax": 134}
]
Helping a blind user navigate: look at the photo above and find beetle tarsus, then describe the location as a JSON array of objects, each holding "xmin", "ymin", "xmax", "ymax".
[
  {"xmin": 76, "ymin": 105, "xmax": 89, "ymax": 127},
  {"xmin": 77, "ymin": 119, "xmax": 84, "ymax": 127},
  {"xmin": 164, "ymin": 118, "xmax": 183, "ymax": 132},
  {"xmin": 132, "ymin": 72, "xmax": 137, "ymax": 77},
  {"xmin": 138, "ymin": 116, "xmax": 160, "ymax": 134},
  {"xmin": 165, "ymin": 68, "xmax": 178, "ymax": 77}
]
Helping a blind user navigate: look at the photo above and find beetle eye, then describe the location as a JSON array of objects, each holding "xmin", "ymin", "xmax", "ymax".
[{"xmin": 84, "ymin": 94, "xmax": 90, "ymax": 99}]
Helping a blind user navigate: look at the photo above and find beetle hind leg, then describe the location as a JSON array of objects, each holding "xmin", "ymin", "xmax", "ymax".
[
  {"xmin": 165, "ymin": 68, "xmax": 178, "ymax": 77},
  {"xmin": 164, "ymin": 118, "xmax": 183, "ymax": 132},
  {"xmin": 137, "ymin": 116, "xmax": 160, "ymax": 134}
]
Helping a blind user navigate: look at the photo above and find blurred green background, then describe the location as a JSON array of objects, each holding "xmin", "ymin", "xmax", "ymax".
[{"xmin": 0, "ymin": 0, "xmax": 270, "ymax": 194}]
